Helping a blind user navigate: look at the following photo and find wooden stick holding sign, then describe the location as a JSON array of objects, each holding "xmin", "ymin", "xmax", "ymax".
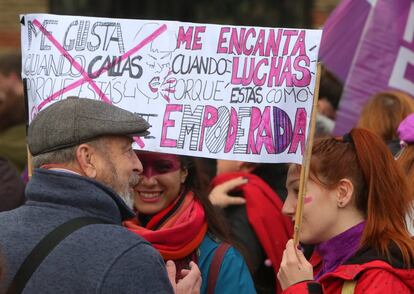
[
  {"xmin": 23, "ymin": 78, "xmax": 33, "ymax": 180},
  {"xmin": 293, "ymin": 62, "xmax": 322, "ymax": 246},
  {"xmin": 27, "ymin": 146, "xmax": 33, "ymax": 179}
]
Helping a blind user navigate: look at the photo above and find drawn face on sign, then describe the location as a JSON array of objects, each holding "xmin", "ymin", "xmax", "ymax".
[{"xmin": 134, "ymin": 24, "xmax": 177, "ymax": 103}]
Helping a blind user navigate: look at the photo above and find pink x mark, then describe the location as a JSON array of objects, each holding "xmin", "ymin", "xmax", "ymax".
[{"xmin": 33, "ymin": 19, "xmax": 167, "ymax": 147}]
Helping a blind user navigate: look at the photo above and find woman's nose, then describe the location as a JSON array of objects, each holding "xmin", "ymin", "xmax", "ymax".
[
  {"xmin": 140, "ymin": 169, "xmax": 158, "ymax": 184},
  {"xmin": 282, "ymin": 196, "xmax": 297, "ymax": 217}
]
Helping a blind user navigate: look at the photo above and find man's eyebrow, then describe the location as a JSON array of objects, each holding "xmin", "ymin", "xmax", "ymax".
[
  {"xmin": 123, "ymin": 139, "xmax": 133, "ymax": 149},
  {"xmin": 148, "ymin": 54, "xmax": 157, "ymax": 60}
]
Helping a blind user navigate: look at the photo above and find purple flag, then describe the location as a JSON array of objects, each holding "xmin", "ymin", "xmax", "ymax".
[
  {"xmin": 319, "ymin": 0, "xmax": 372, "ymax": 82},
  {"xmin": 320, "ymin": 0, "xmax": 414, "ymax": 135}
]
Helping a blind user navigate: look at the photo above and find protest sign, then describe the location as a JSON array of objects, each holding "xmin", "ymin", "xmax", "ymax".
[{"xmin": 21, "ymin": 13, "xmax": 322, "ymax": 163}]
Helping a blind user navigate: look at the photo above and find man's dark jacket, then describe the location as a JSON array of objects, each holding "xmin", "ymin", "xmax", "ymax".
[{"xmin": 0, "ymin": 169, "xmax": 173, "ymax": 293}]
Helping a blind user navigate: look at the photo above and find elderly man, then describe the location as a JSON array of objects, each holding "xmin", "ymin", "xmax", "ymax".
[{"xmin": 0, "ymin": 97, "xmax": 201, "ymax": 293}]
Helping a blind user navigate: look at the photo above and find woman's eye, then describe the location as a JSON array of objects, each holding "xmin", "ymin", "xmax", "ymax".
[
  {"xmin": 289, "ymin": 187, "xmax": 299, "ymax": 197},
  {"xmin": 154, "ymin": 163, "xmax": 173, "ymax": 173}
]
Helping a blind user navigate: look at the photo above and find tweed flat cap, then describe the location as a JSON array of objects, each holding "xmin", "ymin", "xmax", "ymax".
[{"xmin": 28, "ymin": 97, "xmax": 150, "ymax": 156}]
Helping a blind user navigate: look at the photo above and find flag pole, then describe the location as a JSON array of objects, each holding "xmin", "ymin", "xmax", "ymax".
[{"xmin": 293, "ymin": 62, "xmax": 322, "ymax": 246}]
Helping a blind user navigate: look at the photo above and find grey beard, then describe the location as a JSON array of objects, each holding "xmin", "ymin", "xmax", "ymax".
[
  {"xmin": 94, "ymin": 148, "xmax": 139, "ymax": 211},
  {"xmin": 117, "ymin": 190, "xmax": 135, "ymax": 210},
  {"xmin": 117, "ymin": 172, "xmax": 140, "ymax": 210}
]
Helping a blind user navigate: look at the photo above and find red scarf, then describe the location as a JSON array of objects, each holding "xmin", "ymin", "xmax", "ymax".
[
  {"xmin": 211, "ymin": 172, "xmax": 293, "ymax": 294},
  {"xmin": 123, "ymin": 191, "xmax": 208, "ymax": 261}
]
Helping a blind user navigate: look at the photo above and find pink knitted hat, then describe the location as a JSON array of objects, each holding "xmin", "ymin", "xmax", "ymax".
[{"xmin": 398, "ymin": 113, "xmax": 414, "ymax": 144}]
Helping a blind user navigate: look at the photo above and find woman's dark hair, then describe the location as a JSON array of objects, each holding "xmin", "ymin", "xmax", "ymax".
[
  {"xmin": 180, "ymin": 156, "xmax": 253, "ymax": 270},
  {"xmin": 251, "ymin": 163, "xmax": 288, "ymax": 201},
  {"xmin": 179, "ymin": 156, "xmax": 234, "ymax": 244}
]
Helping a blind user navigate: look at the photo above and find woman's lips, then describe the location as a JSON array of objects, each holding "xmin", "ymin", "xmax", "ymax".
[{"xmin": 138, "ymin": 191, "xmax": 162, "ymax": 203}]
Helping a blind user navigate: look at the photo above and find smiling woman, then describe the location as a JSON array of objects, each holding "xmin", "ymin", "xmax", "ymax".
[
  {"xmin": 123, "ymin": 151, "xmax": 256, "ymax": 294},
  {"xmin": 133, "ymin": 152, "xmax": 185, "ymax": 215}
]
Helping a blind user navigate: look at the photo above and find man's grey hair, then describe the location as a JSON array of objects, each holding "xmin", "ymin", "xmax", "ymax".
[{"xmin": 31, "ymin": 137, "xmax": 109, "ymax": 168}]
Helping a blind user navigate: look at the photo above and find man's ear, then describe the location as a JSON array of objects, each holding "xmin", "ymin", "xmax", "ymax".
[
  {"xmin": 336, "ymin": 178, "xmax": 354, "ymax": 208},
  {"xmin": 76, "ymin": 144, "xmax": 98, "ymax": 178}
]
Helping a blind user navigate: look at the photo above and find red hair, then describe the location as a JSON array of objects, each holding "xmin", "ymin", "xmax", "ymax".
[
  {"xmin": 397, "ymin": 145, "xmax": 414, "ymax": 199},
  {"xmin": 357, "ymin": 91, "xmax": 414, "ymax": 142},
  {"xmin": 309, "ymin": 128, "xmax": 414, "ymax": 265}
]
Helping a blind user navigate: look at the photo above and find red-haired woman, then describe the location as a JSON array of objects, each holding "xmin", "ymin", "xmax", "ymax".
[{"xmin": 278, "ymin": 128, "xmax": 414, "ymax": 293}]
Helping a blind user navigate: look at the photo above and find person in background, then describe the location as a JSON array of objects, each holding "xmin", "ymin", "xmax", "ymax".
[
  {"xmin": 315, "ymin": 64, "xmax": 343, "ymax": 137},
  {"xmin": 0, "ymin": 252, "xmax": 4, "ymax": 284},
  {"xmin": 0, "ymin": 156, "xmax": 25, "ymax": 211},
  {"xmin": 0, "ymin": 97, "xmax": 201, "ymax": 294},
  {"xmin": 0, "ymin": 53, "xmax": 28, "ymax": 210},
  {"xmin": 0, "ymin": 52, "xmax": 26, "ymax": 173},
  {"xmin": 318, "ymin": 64, "xmax": 342, "ymax": 121},
  {"xmin": 124, "ymin": 152, "xmax": 256, "ymax": 294},
  {"xmin": 209, "ymin": 160, "xmax": 293, "ymax": 294},
  {"xmin": 357, "ymin": 90, "xmax": 414, "ymax": 155},
  {"xmin": 396, "ymin": 113, "xmax": 414, "ymax": 235},
  {"xmin": 278, "ymin": 128, "xmax": 414, "ymax": 293}
]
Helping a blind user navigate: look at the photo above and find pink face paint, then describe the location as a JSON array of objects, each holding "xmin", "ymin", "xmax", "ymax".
[
  {"xmin": 136, "ymin": 152, "xmax": 181, "ymax": 178},
  {"xmin": 304, "ymin": 195, "xmax": 313, "ymax": 204}
]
